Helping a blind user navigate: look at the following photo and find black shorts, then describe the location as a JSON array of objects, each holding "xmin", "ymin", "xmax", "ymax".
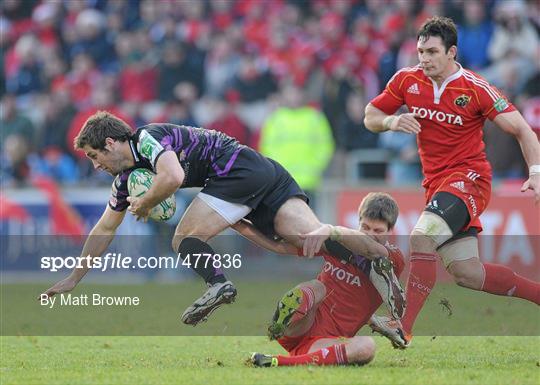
[{"xmin": 202, "ymin": 147, "xmax": 308, "ymax": 236}]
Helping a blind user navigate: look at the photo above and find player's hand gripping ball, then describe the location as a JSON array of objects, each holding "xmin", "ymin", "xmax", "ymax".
[{"xmin": 127, "ymin": 168, "xmax": 176, "ymax": 221}]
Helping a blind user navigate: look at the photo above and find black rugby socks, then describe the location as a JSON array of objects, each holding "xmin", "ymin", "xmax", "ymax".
[{"xmin": 177, "ymin": 237, "xmax": 227, "ymax": 285}]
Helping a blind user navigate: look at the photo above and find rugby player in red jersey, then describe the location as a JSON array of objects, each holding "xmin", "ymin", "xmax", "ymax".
[
  {"xmin": 364, "ymin": 16, "xmax": 540, "ymax": 348},
  {"xmin": 240, "ymin": 193, "xmax": 405, "ymax": 367}
]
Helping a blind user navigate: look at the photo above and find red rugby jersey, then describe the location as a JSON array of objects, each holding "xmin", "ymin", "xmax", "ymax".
[
  {"xmin": 370, "ymin": 64, "xmax": 515, "ymax": 189},
  {"xmin": 307, "ymin": 244, "xmax": 405, "ymax": 338}
]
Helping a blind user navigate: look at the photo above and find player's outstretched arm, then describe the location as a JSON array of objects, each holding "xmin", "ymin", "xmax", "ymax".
[
  {"xmin": 364, "ymin": 103, "xmax": 421, "ymax": 134},
  {"xmin": 231, "ymin": 219, "xmax": 299, "ymax": 255},
  {"xmin": 301, "ymin": 224, "xmax": 389, "ymax": 259},
  {"xmin": 493, "ymin": 111, "xmax": 540, "ymax": 204},
  {"xmin": 128, "ymin": 151, "xmax": 184, "ymax": 221},
  {"xmin": 41, "ymin": 206, "xmax": 126, "ymax": 299},
  {"xmin": 331, "ymin": 225, "xmax": 389, "ymax": 259}
]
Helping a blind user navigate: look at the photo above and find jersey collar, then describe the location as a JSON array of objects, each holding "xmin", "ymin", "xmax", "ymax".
[
  {"xmin": 128, "ymin": 138, "xmax": 140, "ymax": 163},
  {"xmin": 430, "ymin": 62, "xmax": 463, "ymax": 105}
]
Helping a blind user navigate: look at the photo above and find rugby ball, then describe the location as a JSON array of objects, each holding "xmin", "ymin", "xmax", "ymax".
[{"xmin": 127, "ymin": 168, "xmax": 176, "ymax": 221}]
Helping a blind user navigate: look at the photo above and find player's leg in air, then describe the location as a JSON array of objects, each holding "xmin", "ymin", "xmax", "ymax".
[
  {"xmin": 172, "ymin": 194, "xmax": 251, "ymax": 325},
  {"xmin": 376, "ymin": 189, "xmax": 540, "ymax": 348},
  {"xmin": 267, "ymin": 280, "xmax": 326, "ymax": 340},
  {"xmin": 251, "ymin": 336, "xmax": 376, "ymax": 367},
  {"xmin": 272, "ymin": 197, "xmax": 404, "ymax": 319},
  {"xmin": 442, "ymin": 235, "xmax": 539, "ymax": 303}
]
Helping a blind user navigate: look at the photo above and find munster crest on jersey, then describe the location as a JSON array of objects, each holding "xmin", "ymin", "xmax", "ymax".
[{"xmin": 454, "ymin": 94, "xmax": 471, "ymax": 107}]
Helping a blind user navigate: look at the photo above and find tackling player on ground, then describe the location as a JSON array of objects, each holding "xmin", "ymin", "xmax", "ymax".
[
  {"xmin": 242, "ymin": 193, "xmax": 405, "ymax": 367},
  {"xmin": 41, "ymin": 112, "xmax": 403, "ymax": 326},
  {"xmin": 364, "ymin": 16, "xmax": 540, "ymax": 348}
]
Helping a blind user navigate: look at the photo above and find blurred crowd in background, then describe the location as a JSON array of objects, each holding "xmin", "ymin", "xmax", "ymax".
[{"xmin": 1, "ymin": 0, "xmax": 539, "ymax": 191}]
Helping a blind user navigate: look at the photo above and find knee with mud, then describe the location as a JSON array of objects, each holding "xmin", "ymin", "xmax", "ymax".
[
  {"xmin": 415, "ymin": 191, "xmax": 470, "ymax": 250},
  {"xmin": 410, "ymin": 230, "xmax": 438, "ymax": 255},
  {"xmin": 411, "ymin": 211, "xmax": 455, "ymax": 252}
]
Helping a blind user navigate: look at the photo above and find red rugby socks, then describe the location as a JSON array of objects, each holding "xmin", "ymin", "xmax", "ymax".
[
  {"xmin": 482, "ymin": 263, "xmax": 540, "ymax": 305},
  {"xmin": 401, "ymin": 253, "xmax": 438, "ymax": 334},
  {"xmin": 275, "ymin": 344, "xmax": 348, "ymax": 366}
]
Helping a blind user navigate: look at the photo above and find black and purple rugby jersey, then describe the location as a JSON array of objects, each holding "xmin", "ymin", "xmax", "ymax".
[{"xmin": 109, "ymin": 123, "xmax": 245, "ymax": 211}]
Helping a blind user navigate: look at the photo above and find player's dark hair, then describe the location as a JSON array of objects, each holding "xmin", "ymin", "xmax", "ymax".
[
  {"xmin": 358, "ymin": 192, "xmax": 399, "ymax": 230},
  {"xmin": 417, "ymin": 16, "xmax": 457, "ymax": 57},
  {"xmin": 74, "ymin": 111, "xmax": 132, "ymax": 150}
]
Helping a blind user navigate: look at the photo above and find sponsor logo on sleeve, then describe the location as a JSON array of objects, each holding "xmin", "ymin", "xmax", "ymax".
[
  {"xmin": 494, "ymin": 97, "xmax": 509, "ymax": 112},
  {"xmin": 139, "ymin": 130, "xmax": 164, "ymax": 164}
]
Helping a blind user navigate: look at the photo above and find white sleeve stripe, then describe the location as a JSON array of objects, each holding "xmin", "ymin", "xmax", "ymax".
[
  {"xmin": 463, "ymin": 69, "xmax": 492, "ymax": 87},
  {"xmin": 463, "ymin": 69, "xmax": 493, "ymax": 88},
  {"xmin": 462, "ymin": 71, "xmax": 499, "ymax": 99},
  {"xmin": 462, "ymin": 71, "xmax": 500, "ymax": 102},
  {"xmin": 462, "ymin": 73, "xmax": 498, "ymax": 102},
  {"xmin": 462, "ymin": 73, "xmax": 499, "ymax": 99}
]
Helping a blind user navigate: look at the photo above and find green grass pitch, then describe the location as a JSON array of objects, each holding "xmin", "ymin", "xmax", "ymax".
[
  {"xmin": 2, "ymin": 336, "xmax": 539, "ymax": 385},
  {"xmin": 1, "ymin": 282, "xmax": 539, "ymax": 385}
]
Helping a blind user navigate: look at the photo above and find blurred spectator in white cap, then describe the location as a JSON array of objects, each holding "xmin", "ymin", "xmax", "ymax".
[
  {"xmin": 5, "ymin": 33, "xmax": 43, "ymax": 96},
  {"xmin": 204, "ymin": 34, "xmax": 241, "ymax": 97},
  {"xmin": 32, "ymin": 2, "xmax": 61, "ymax": 48},
  {"xmin": 481, "ymin": 0, "xmax": 539, "ymax": 95},
  {"xmin": 68, "ymin": 8, "xmax": 115, "ymax": 71}
]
